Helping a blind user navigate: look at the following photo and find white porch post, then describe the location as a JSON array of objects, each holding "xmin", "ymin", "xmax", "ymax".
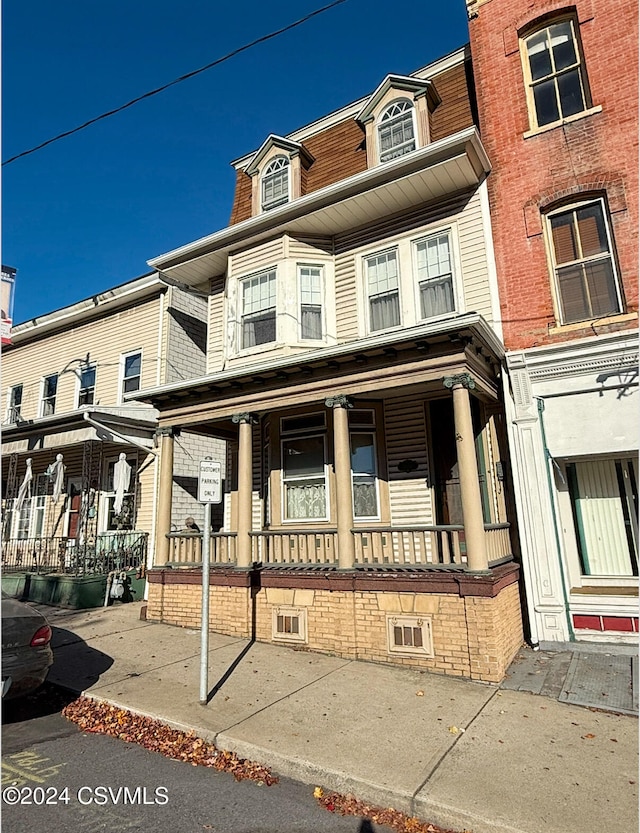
[
  {"xmin": 444, "ymin": 374, "xmax": 489, "ymax": 572},
  {"xmin": 155, "ymin": 427, "xmax": 175, "ymax": 566},
  {"xmin": 326, "ymin": 395, "xmax": 355, "ymax": 570},
  {"xmin": 233, "ymin": 413, "xmax": 255, "ymax": 569}
]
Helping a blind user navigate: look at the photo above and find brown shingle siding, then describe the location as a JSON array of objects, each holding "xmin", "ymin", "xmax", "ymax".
[
  {"xmin": 430, "ymin": 61, "xmax": 476, "ymax": 142},
  {"xmin": 229, "ymin": 168, "xmax": 253, "ymax": 225},
  {"xmin": 303, "ymin": 119, "xmax": 367, "ymax": 194}
]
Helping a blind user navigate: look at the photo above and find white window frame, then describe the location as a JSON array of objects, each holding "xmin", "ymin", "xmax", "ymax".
[
  {"xmin": 261, "ymin": 156, "xmax": 291, "ymax": 212},
  {"xmin": 119, "ymin": 350, "xmax": 142, "ymax": 402},
  {"xmin": 297, "ymin": 264, "xmax": 324, "ymax": 342},
  {"xmin": 239, "ymin": 269, "xmax": 277, "ymax": 352},
  {"xmin": 76, "ymin": 364, "xmax": 96, "ymax": 407},
  {"xmin": 364, "ymin": 247, "xmax": 402, "ymax": 334},
  {"xmin": 377, "ymin": 98, "xmax": 417, "ymax": 163},
  {"xmin": 272, "ymin": 607, "xmax": 308, "ymax": 644},
  {"xmin": 412, "ymin": 229, "xmax": 458, "ymax": 322},
  {"xmin": 40, "ymin": 373, "xmax": 58, "ymax": 417},
  {"xmin": 521, "ymin": 16, "xmax": 591, "ymax": 131},
  {"xmin": 7, "ymin": 383, "xmax": 23, "ymax": 422},
  {"xmin": 11, "ymin": 475, "xmax": 48, "ymax": 541},
  {"xmin": 544, "ymin": 197, "xmax": 623, "ymax": 326}
]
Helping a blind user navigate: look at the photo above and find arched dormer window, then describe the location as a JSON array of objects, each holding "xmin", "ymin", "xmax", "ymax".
[
  {"xmin": 378, "ymin": 99, "xmax": 416, "ymax": 163},
  {"xmin": 261, "ymin": 156, "xmax": 290, "ymax": 211}
]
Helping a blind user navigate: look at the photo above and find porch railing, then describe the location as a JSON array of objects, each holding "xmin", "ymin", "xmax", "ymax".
[
  {"xmin": 161, "ymin": 523, "xmax": 512, "ymax": 569},
  {"xmin": 353, "ymin": 526, "xmax": 465, "ymax": 567},
  {"xmin": 166, "ymin": 532, "xmax": 237, "ymax": 566},
  {"xmin": 1, "ymin": 532, "xmax": 148, "ymax": 576},
  {"xmin": 251, "ymin": 530, "xmax": 337, "ymax": 565}
]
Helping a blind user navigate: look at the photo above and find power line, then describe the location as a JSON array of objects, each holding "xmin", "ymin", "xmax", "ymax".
[{"xmin": 3, "ymin": 0, "xmax": 348, "ymax": 167}]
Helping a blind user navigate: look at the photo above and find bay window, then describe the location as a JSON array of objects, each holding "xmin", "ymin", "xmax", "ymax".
[
  {"xmin": 241, "ymin": 270, "xmax": 276, "ymax": 349},
  {"xmin": 299, "ymin": 265, "xmax": 323, "ymax": 340}
]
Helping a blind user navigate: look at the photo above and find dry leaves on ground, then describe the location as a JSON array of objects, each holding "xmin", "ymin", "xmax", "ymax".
[
  {"xmin": 62, "ymin": 697, "xmax": 278, "ymax": 785},
  {"xmin": 313, "ymin": 787, "xmax": 470, "ymax": 833}
]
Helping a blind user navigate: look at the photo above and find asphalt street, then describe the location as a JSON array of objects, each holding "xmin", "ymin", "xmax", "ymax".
[{"xmin": 2, "ymin": 683, "xmax": 389, "ymax": 833}]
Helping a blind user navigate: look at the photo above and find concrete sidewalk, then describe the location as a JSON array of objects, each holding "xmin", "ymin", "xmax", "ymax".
[{"xmin": 45, "ymin": 601, "xmax": 638, "ymax": 833}]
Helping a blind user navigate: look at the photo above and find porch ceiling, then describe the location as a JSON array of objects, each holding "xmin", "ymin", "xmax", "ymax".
[
  {"xmin": 140, "ymin": 315, "xmax": 503, "ymax": 432},
  {"xmin": 148, "ymin": 128, "xmax": 489, "ymax": 286}
]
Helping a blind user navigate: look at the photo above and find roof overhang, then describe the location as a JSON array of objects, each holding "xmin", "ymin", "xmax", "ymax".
[
  {"xmin": 244, "ymin": 134, "xmax": 315, "ymax": 176},
  {"xmin": 149, "ymin": 127, "xmax": 490, "ymax": 287}
]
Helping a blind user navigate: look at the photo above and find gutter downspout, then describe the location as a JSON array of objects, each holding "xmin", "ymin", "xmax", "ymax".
[
  {"xmin": 536, "ymin": 397, "xmax": 576, "ymax": 642},
  {"xmin": 83, "ymin": 412, "xmax": 158, "ymax": 458}
]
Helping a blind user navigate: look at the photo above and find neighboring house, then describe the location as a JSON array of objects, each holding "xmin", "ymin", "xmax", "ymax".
[
  {"xmin": 134, "ymin": 47, "xmax": 524, "ymax": 683},
  {"xmin": 1, "ymin": 273, "xmax": 225, "ymax": 582},
  {"xmin": 466, "ymin": 0, "xmax": 638, "ymax": 644}
]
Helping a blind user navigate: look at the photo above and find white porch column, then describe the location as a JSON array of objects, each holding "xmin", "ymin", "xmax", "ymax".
[
  {"xmin": 232, "ymin": 413, "xmax": 255, "ymax": 569},
  {"xmin": 326, "ymin": 395, "xmax": 355, "ymax": 570},
  {"xmin": 155, "ymin": 427, "xmax": 175, "ymax": 566},
  {"xmin": 444, "ymin": 374, "xmax": 489, "ymax": 572}
]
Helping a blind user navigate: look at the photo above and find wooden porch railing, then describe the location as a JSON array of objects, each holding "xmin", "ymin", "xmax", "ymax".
[
  {"xmin": 166, "ymin": 532, "xmax": 237, "ymax": 566},
  {"xmin": 250, "ymin": 530, "xmax": 338, "ymax": 565},
  {"xmin": 162, "ymin": 524, "xmax": 512, "ymax": 569}
]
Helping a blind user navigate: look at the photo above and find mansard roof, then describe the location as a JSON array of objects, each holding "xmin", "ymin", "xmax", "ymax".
[{"xmin": 355, "ymin": 74, "xmax": 441, "ymax": 124}]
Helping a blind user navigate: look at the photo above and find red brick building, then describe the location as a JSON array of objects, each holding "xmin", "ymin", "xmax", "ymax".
[{"xmin": 467, "ymin": 0, "xmax": 638, "ymax": 644}]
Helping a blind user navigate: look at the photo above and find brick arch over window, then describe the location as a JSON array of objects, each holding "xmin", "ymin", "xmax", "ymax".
[{"xmin": 502, "ymin": 1, "xmax": 596, "ymax": 56}]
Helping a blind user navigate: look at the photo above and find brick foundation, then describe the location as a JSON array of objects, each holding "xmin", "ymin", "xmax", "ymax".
[{"xmin": 147, "ymin": 565, "xmax": 523, "ymax": 683}]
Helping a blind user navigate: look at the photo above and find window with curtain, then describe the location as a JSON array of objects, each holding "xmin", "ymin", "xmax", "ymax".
[
  {"xmin": 299, "ymin": 265, "xmax": 323, "ymax": 340},
  {"xmin": 282, "ymin": 434, "xmax": 327, "ymax": 520},
  {"xmin": 415, "ymin": 232, "xmax": 455, "ymax": 319},
  {"xmin": 8, "ymin": 384, "xmax": 23, "ymax": 421},
  {"xmin": 241, "ymin": 270, "xmax": 277, "ymax": 349},
  {"xmin": 547, "ymin": 200, "xmax": 622, "ymax": 324},
  {"xmin": 41, "ymin": 374, "xmax": 58, "ymax": 416},
  {"xmin": 523, "ymin": 17, "xmax": 591, "ymax": 129},
  {"xmin": 378, "ymin": 99, "xmax": 416, "ymax": 162},
  {"xmin": 350, "ymin": 432, "xmax": 379, "ymax": 518},
  {"xmin": 261, "ymin": 156, "xmax": 290, "ymax": 211},
  {"xmin": 366, "ymin": 249, "xmax": 400, "ymax": 331}
]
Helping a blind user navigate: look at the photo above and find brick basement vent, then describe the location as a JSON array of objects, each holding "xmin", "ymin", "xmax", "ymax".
[
  {"xmin": 387, "ymin": 615, "xmax": 434, "ymax": 657},
  {"xmin": 272, "ymin": 607, "xmax": 308, "ymax": 644}
]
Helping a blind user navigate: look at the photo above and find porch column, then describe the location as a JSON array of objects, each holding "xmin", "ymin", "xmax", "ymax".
[
  {"xmin": 155, "ymin": 427, "xmax": 175, "ymax": 566},
  {"xmin": 326, "ymin": 395, "xmax": 355, "ymax": 570},
  {"xmin": 444, "ymin": 374, "xmax": 489, "ymax": 572},
  {"xmin": 232, "ymin": 413, "xmax": 255, "ymax": 569}
]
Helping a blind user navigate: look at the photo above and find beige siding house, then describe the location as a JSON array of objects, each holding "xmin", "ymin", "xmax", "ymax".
[
  {"xmin": 136, "ymin": 47, "xmax": 524, "ymax": 682},
  {"xmin": 1, "ymin": 274, "xmax": 224, "ymax": 584}
]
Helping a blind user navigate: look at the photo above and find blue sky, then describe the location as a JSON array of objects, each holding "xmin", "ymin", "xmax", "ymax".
[{"xmin": 2, "ymin": 0, "xmax": 469, "ymax": 325}]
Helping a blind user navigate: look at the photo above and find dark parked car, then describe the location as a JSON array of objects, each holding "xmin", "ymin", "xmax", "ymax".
[{"xmin": 2, "ymin": 594, "xmax": 53, "ymax": 699}]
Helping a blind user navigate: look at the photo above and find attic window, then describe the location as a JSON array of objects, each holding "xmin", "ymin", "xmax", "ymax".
[
  {"xmin": 378, "ymin": 99, "xmax": 416, "ymax": 162},
  {"xmin": 261, "ymin": 156, "xmax": 290, "ymax": 211}
]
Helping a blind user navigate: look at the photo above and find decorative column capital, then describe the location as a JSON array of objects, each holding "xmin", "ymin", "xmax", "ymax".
[
  {"xmin": 232, "ymin": 412, "xmax": 258, "ymax": 425},
  {"xmin": 443, "ymin": 373, "xmax": 476, "ymax": 390},
  {"xmin": 324, "ymin": 394, "xmax": 354, "ymax": 409},
  {"xmin": 156, "ymin": 426, "xmax": 176, "ymax": 438}
]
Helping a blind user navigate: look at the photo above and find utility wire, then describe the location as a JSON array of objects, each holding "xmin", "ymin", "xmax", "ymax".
[{"xmin": 3, "ymin": 0, "xmax": 348, "ymax": 167}]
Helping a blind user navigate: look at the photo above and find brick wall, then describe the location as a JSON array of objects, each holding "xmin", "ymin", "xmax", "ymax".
[
  {"xmin": 468, "ymin": 0, "xmax": 638, "ymax": 350},
  {"xmin": 147, "ymin": 578, "xmax": 523, "ymax": 683}
]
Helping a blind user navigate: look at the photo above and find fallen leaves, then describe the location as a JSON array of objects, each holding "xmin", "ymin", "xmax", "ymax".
[
  {"xmin": 62, "ymin": 697, "xmax": 278, "ymax": 785},
  {"xmin": 313, "ymin": 789, "xmax": 469, "ymax": 833}
]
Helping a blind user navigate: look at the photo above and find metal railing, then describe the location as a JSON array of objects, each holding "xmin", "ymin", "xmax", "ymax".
[
  {"xmin": 166, "ymin": 532, "xmax": 236, "ymax": 566},
  {"xmin": 1, "ymin": 532, "xmax": 148, "ymax": 576}
]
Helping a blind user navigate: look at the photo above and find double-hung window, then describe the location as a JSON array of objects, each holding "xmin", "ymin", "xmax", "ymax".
[
  {"xmin": 378, "ymin": 99, "xmax": 416, "ymax": 162},
  {"xmin": 241, "ymin": 270, "xmax": 276, "ymax": 349},
  {"xmin": 281, "ymin": 414, "xmax": 328, "ymax": 521},
  {"xmin": 523, "ymin": 18, "xmax": 590, "ymax": 129},
  {"xmin": 366, "ymin": 249, "xmax": 400, "ymax": 332},
  {"xmin": 122, "ymin": 352, "xmax": 142, "ymax": 397},
  {"xmin": 349, "ymin": 410, "xmax": 379, "ymax": 519},
  {"xmin": 41, "ymin": 374, "xmax": 58, "ymax": 416},
  {"xmin": 261, "ymin": 157, "xmax": 289, "ymax": 211},
  {"xmin": 78, "ymin": 365, "xmax": 96, "ymax": 407},
  {"xmin": 8, "ymin": 384, "xmax": 23, "ymax": 422},
  {"xmin": 415, "ymin": 232, "xmax": 455, "ymax": 319},
  {"xmin": 546, "ymin": 199, "xmax": 622, "ymax": 324},
  {"xmin": 299, "ymin": 265, "xmax": 323, "ymax": 340}
]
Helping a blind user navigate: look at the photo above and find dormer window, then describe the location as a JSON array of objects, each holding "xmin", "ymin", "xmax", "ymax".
[
  {"xmin": 378, "ymin": 99, "xmax": 416, "ymax": 162},
  {"xmin": 261, "ymin": 156, "xmax": 290, "ymax": 211}
]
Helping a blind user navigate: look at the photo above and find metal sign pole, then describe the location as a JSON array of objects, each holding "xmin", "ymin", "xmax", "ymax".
[{"xmin": 199, "ymin": 501, "xmax": 212, "ymax": 705}]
